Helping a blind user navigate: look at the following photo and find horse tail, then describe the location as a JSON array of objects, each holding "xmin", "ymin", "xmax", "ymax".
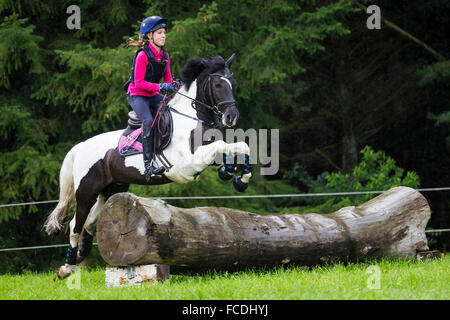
[{"xmin": 44, "ymin": 147, "xmax": 76, "ymax": 235}]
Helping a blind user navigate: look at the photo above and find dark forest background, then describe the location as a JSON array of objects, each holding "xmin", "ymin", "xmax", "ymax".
[{"xmin": 0, "ymin": 0, "xmax": 449, "ymax": 272}]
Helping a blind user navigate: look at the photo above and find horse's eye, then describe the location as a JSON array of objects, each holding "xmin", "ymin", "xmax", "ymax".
[{"xmin": 215, "ymin": 84, "xmax": 222, "ymax": 88}]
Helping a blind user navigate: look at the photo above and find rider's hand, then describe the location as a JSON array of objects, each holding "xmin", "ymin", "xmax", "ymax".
[
  {"xmin": 171, "ymin": 79, "xmax": 184, "ymax": 91},
  {"xmin": 159, "ymin": 83, "xmax": 175, "ymax": 93}
]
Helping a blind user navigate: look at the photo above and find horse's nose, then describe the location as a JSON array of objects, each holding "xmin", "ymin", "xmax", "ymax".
[
  {"xmin": 225, "ymin": 110, "xmax": 239, "ymax": 127},
  {"xmin": 226, "ymin": 113, "xmax": 233, "ymax": 124}
]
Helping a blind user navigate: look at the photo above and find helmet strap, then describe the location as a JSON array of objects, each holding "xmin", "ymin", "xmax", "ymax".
[{"xmin": 149, "ymin": 33, "xmax": 163, "ymax": 49}]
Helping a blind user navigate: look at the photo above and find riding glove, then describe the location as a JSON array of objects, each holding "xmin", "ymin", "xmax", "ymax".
[
  {"xmin": 159, "ymin": 83, "xmax": 175, "ymax": 93},
  {"xmin": 171, "ymin": 79, "xmax": 184, "ymax": 91}
]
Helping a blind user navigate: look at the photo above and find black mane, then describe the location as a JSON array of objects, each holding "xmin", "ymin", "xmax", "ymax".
[{"xmin": 180, "ymin": 56, "xmax": 226, "ymax": 90}]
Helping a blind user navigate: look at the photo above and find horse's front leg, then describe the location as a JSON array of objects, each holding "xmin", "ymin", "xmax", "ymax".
[
  {"xmin": 193, "ymin": 140, "xmax": 252, "ymax": 191},
  {"xmin": 231, "ymin": 153, "xmax": 252, "ymax": 191}
]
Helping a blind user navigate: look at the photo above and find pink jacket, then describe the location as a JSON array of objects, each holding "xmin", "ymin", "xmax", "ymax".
[{"xmin": 127, "ymin": 43, "xmax": 173, "ymax": 97}]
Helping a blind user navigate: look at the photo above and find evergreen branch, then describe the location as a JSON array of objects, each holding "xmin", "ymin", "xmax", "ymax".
[
  {"xmin": 355, "ymin": 1, "xmax": 447, "ymax": 62},
  {"xmin": 315, "ymin": 148, "xmax": 343, "ymax": 172}
]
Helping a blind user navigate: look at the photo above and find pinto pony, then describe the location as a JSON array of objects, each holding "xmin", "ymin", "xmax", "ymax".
[{"xmin": 44, "ymin": 54, "xmax": 252, "ymax": 279}]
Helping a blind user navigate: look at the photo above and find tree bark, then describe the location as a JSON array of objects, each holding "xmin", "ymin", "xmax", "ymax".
[{"xmin": 96, "ymin": 186, "xmax": 430, "ymax": 273}]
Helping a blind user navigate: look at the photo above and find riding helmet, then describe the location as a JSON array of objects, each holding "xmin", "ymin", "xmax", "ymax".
[{"xmin": 140, "ymin": 16, "xmax": 168, "ymax": 37}]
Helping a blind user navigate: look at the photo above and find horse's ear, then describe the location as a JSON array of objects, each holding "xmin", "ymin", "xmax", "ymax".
[{"xmin": 226, "ymin": 53, "xmax": 236, "ymax": 68}]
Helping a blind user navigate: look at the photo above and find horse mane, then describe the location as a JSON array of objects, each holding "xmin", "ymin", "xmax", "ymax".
[{"xmin": 180, "ymin": 56, "xmax": 226, "ymax": 90}]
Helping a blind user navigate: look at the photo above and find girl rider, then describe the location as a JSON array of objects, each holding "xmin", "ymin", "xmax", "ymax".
[{"xmin": 124, "ymin": 16, "xmax": 176, "ymax": 181}]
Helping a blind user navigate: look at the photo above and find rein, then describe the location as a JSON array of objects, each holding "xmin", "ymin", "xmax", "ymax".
[
  {"xmin": 168, "ymin": 106, "xmax": 217, "ymax": 128},
  {"xmin": 165, "ymin": 91, "xmax": 217, "ymax": 128},
  {"xmin": 151, "ymin": 93, "xmax": 167, "ymax": 128}
]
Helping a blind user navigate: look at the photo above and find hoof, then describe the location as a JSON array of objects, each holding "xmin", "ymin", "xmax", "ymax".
[
  {"xmin": 58, "ymin": 264, "xmax": 76, "ymax": 280},
  {"xmin": 218, "ymin": 166, "xmax": 233, "ymax": 181},
  {"xmin": 233, "ymin": 176, "xmax": 249, "ymax": 192}
]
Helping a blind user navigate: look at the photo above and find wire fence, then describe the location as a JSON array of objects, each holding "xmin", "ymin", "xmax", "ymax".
[
  {"xmin": 0, "ymin": 243, "xmax": 98, "ymax": 252},
  {"xmin": 0, "ymin": 187, "xmax": 449, "ymax": 253},
  {"xmin": 1, "ymin": 187, "xmax": 450, "ymax": 207}
]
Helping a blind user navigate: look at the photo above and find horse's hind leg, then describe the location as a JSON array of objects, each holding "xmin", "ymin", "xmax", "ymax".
[
  {"xmin": 57, "ymin": 216, "xmax": 80, "ymax": 279},
  {"xmin": 83, "ymin": 195, "xmax": 105, "ymax": 236},
  {"xmin": 76, "ymin": 194, "xmax": 106, "ymax": 264},
  {"xmin": 76, "ymin": 182, "xmax": 129, "ymax": 264},
  {"xmin": 58, "ymin": 180, "xmax": 105, "ymax": 279},
  {"xmin": 65, "ymin": 195, "xmax": 101, "ymax": 260}
]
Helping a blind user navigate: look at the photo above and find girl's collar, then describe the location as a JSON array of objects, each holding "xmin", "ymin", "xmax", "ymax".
[{"xmin": 148, "ymin": 42, "xmax": 163, "ymax": 56}]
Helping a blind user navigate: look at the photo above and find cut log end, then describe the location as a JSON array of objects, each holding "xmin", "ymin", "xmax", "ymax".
[{"xmin": 97, "ymin": 193, "xmax": 153, "ymax": 266}]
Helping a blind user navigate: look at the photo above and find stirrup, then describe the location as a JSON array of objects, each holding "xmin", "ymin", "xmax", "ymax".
[
  {"xmin": 150, "ymin": 165, "xmax": 165, "ymax": 176},
  {"xmin": 144, "ymin": 162, "xmax": 165, "ymax": 181}
]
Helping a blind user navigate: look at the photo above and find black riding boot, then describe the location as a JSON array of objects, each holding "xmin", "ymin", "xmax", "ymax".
[{"xmin": 142, "ymin": 123, "xmax": 165, "ymax": 182}]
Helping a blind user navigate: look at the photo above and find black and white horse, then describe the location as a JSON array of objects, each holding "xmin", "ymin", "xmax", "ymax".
[{"xmin": 44, "ymin": 54, "xmax": 252, "ymax": 279}]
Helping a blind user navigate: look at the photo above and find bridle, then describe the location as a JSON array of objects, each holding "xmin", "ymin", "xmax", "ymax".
[
  {"xmin": 202, "ymin": 72, "xmax": 236, "ymax": 117},
  {"xmin": 173, "ymin": 70, "xmax": 236, "ymax": 126}
]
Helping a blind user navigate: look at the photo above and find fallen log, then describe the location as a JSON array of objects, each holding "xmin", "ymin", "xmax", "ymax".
[{"xmin": 96, "ymin": 186, "xmax": 431, "ymax": 272}]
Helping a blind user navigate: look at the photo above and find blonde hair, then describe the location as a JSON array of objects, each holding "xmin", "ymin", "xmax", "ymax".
[{"xmin": 125, "ymin": 32, "xmax": 150, "ymax": 48}]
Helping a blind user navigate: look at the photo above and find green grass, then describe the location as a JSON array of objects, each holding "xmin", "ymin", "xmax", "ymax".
[{"xmin": 1, "ymin": 254, "xmax": 449, "ymax": 300}]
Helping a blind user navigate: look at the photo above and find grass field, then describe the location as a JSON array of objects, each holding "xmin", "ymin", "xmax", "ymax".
[{"xmin": 1, "ymin": 255, "xmax": 448, "ymax": 300}]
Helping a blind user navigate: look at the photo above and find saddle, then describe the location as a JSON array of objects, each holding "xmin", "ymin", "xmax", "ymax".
[{"xmin": 118, "ymin": 101, "xmax": 173, "ymax": 162}]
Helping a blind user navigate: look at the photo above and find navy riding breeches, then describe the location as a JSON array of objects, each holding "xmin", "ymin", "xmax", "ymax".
[{"xmin": 126, "ymin": 93, "xmax": 164, "ymax": 129}]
